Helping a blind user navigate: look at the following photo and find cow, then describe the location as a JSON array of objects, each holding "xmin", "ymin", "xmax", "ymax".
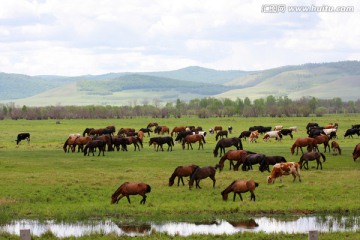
[
  {"xmin": 248, "ymin": 130, "xmax": 259, "ymax": 143},
  {"xmin": 16, "ymin": 133, "xmax": 30, "ymax": 145},
  {"xmin": 267, "ymin": 162, "xmax": 301, "ymax": 184},
  {"xmin": 274, "ymin": 125, "xmax": 283, "ymax": 131},
  {"xmin": 280, "ymin": 129, "xmax": 293, "ymax": 139},
  {"xmin": 344, "ymin": 128, "xmax": 360, "ymax": 138},
  {"xmin": 263, "ymin": 131, "xmax": 282, "ymax": 142},
  {"xmin": 239, "ymin": 131, "xmax": 251, "ymax": 140}
]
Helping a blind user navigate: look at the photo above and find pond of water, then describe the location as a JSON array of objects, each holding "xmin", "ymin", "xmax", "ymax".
[{"xmin": 1, "ymin": 215, "xmax": 359, "ymax": 237}]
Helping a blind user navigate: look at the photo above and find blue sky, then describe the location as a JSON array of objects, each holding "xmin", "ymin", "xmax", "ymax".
[{"xmin": 0, "ymin": 0, "xmax": 359, "ymax": 76}]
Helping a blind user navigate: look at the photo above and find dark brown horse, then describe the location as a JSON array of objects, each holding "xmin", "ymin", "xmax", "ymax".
[
  {"xmin": 182, "ymin": 134, "xmax": 206, "ymax": 150},
  {"xmin": 298, "ymin": 151, "xmax": 326, "ymax": 170},
  {"xmin": 216, "ymin": 130, "xmax": 228, "ymax": 141},
  {"xmin": 218, "ymin": 150, "xmax": 249, "ymax": 171},
  {"xmin": 154, "ymin": 126, "xmax": 170, "ymax": 135},
  {"xmin": 213, "ymin": 137, "xmax": 243, "ymax": 157},
  {"xmin": 82, "ymin": 128, "xmax": 94, "ymax": 136},
  {"xmin": 242, "ymin": 154, "xmax": 267, "ymax": 171},
  {"xmin": 313, "ymin": 135, "xmax": 330, "ymax": 152},
  {"xmin": 117, "ymin": 128, "xmax": 136, "ymax": 136},
  {"xmin": 221, "ymin": 180, "xmax": 259, "ymax": 201},
  {"xmin": 169, "ymin": 165, "xmax": 199, "ymax": 186},
  {"xmin": 123, "ymin": 136, "xmax": 143, "ymax": 151},
  {"xmin": 189, "ymin": 165, "xmax": 219, "ymax": 189},
  {"xmin": 111, "ymin": 182, "xmax": 151, "ymax": 204},
  {"xmin": 290, "ymin": 138, "xmax": 317, "ymax": 155},
  {"xmin": 83, "ymin": 140, "xmax": 106, "ymax": 156},
  {"xmin": 93, "ymin": 134, "xmax": 113, "ymax": 151},
  {"xmin": 149, "ymin": 136, "xmax": 174, "ymax": 151},
  {"xmin": 353, "ymin": 143, "xmax": 360, "ymax": 161}
]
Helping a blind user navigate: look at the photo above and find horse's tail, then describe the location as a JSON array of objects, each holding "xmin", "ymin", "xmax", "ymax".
[
  {"xmin": 202, "ymin": 135, "xmax": 206, "ymax": 144},
  {"xmin": 238, "ymin": 138, "xmax": 243, "ymax": 150},
  {"xmin": 171, "ymin": 138, "xmax": 175, "ymax": 146},
  {"xmin": 255, "ymin": 182, "xmax": 259, "ymax": 188},
  {"xmin": 137, "ymin": 136, "xmax": 143, "ymax": 148},
  {"xmin": 320, "ymin": 153, "xmax": 326, "ymax": 162},
  {"xmin": 146, "ymin": 184, "xmax": 151, "ymax": 193}
]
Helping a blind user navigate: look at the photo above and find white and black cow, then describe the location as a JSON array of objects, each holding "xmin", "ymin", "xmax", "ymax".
[{"xmin": 16, "ymin": 133, "xmax": 30, "ymax": 145}]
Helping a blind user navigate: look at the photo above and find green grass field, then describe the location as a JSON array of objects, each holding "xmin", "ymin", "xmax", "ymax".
[{"xmin": 0, "ymin": 115, "xmax": 359, "ymax": 239}]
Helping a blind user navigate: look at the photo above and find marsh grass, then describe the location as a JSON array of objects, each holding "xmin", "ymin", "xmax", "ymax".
[{"xmin": 0, "ymin": 115, "xmax": 360, "ymax": 238}]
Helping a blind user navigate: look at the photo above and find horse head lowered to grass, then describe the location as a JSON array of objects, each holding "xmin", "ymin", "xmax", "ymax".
[{"xmin": 111, "ymin": 182, "xmax": 151, "ymax": 204}]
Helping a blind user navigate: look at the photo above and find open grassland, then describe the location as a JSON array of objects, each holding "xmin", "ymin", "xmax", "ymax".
[{"xmin": 0, "ymin": 115, "xmax": 359, "ymax": 238}]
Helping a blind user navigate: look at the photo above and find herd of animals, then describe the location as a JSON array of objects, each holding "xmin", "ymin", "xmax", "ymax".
[{"xmin": 15, "ymin": 122, "xmax": 360, "ymax": 205}]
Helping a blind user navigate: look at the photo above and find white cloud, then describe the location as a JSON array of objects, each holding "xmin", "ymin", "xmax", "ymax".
[{"xmin": 0, "ymin": 0, "xmax": 359, "ymax": 75}]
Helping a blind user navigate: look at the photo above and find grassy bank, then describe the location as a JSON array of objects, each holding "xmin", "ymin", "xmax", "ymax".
[{"xmin": 0, "ymin": 115, "xmax": 359, "ymax": 237}]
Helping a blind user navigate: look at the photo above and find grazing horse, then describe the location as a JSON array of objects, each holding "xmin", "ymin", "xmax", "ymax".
[
  {"xmin": 352, "ymin": 143, "xmax": 360, "ymax": 161},
  {"xmin": 117, "ymin": 128, "xmax": 136, "ymax": 136},
  {"xmin": 139, "ymin": 128, "xmax": 152, "ymax": 137},
  {"xmin": 169, "ymin": 165, "xmax": 199, "ymax": 186},
  {"xmin": 82, "ymin": 128, "xmax": 94, "ymax": 136},
  {"xmin": 182, "ymin": 134, "xmax": 206, "ymax": 150},
  {"xmin": 63, "ymin": 134, "xmax": 80, "ymax": 152},
  {"xmin": 331, "ymin": 141, "xmax": 341, "ymax": 155},
  {"xmin": 313, "ymin": 135, "xmax": 330, "ymax": 152},
  {"xmin": 189, "ymin": 165, "xmax": 219, "ymax": 189},
  {"xmin": 154, "ymin": 126, "xmax": 170, "ymax": 135},
  {"xmin": 290, "ymin": 138, "xmax": 317, "ymax": 155},
  {"xmin": 112, "ymin": 136, "xmax": 130, "ymax": 151},
  {"xmin": 174, "ymin": 131, "xmax": 192, "ymax": 142},
  {"xmin": 90, "ymin": 128, "xmax": 113, "ymax": 136},
  {"xmin": 213, "ymin": 137, "xmax": 243, "ymax": 157},
  {"xmin": 147, "ymin": 122, "xmax": 158, "ymax": 129},
  {"xmin": 218, "ymin": 150, "xmax": 249, "ymax": 171},
  {"xmin": 298, "ymin": 151, "xmax": 326, "ymax": 170},
  {"xmin": 171, "ymin": 126, "xmax": 186, "ymax": 137},
  {"xmin": 213, "ymin": 126, "xmax": 223, "ymax": 133},
  {"xmin": 221, "ymin": 180, "xmax": 259, "ymax": 202},
  {"xmin": 149, "ymin": 136, "xmax": 174, "ymax": 151},
  {"xmin": 242, "ymin": 154, "xmax": 267, "ymax": 171},
  {"xmin": 93, "ymin": 134, "xmax": 113, "ymax": 151},
  {"xmin": 215, "ymin": 130, "xmax": 228, "ymax": 141},
  {"xmin": 111, "ymin": 182, "xmax": 151, "ymax": 204},
  {"xmin": 83, "ymin": 140, "xmax": 106, "ymax": 156},
  {"xmin": 16, "ymin": 133, "xmax": 30, "ymax": 145},
  {"xmin": 72, "ymin": 136, "xmax": 92, "ymax": 152},
  {"xmin": 259, "ymin": 156, "xmax": 287, "ymax": 172}
]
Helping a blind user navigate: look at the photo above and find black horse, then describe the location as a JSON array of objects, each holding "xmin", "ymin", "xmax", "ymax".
[
  {"xmin": 139, "ymin": 128, "xmax": 152, "ymax": 137},
  {"xmin": 149, "ymin": 136, "xmax": 174, "ymax": 151},
  {"xmin": 241, "ymin": 154, "xmax": 267, "ymax": 171},
  {"xmin": 174, "ymin": 131, "xmax": 192, "ymax": 142},
  {"xmin": 213, "ymin": 137, "xmax": 243, "ymax": 157},
  {"xmin": 259, "ymin": 156, "xmax": 287, "ymax": 172}
]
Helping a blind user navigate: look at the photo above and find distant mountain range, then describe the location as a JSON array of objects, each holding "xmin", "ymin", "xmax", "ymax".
[{"xmin": 0, "ymin": 61, "xmax": 359, "ymax": 106}]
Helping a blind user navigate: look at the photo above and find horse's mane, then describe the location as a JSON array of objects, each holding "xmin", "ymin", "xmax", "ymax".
[
  {"xmin": 221, "ymin": 180, "xmax": 237, "ymax": 195},
  {"xmin": 112, "ymin": 182, "xmax": 129, "ymax": 198}
]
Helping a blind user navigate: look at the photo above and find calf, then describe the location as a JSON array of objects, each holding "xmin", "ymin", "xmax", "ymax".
[
  {"xmin": 267, "ymin": 162, "xmax": 301, "ymax": 184},
  {"xmin": 16, "ymin": 133, "xmax": 30, "ymax": 145}
]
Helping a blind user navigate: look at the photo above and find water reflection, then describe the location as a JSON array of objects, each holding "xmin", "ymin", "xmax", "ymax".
[{"xmin": 0, "ymin": 215, "xmax": 359, "ymax": 237}]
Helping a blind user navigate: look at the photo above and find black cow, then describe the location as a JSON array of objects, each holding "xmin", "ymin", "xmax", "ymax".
[
  {"xmin": 351, "ymin": 124, "xmax": 360, "ymax": 129},
  {"xmin": 280, "ymin": 129, "xmax": 293, "ymax": 139},
  {"xmin": 248, "ymin": 126, "xmax": 271, "ymax": 134},
  {"xmin": 344, "ymin": 128, "xmax": 360, "ymax": 138},
  {"xmin": 16, "ymin": 133, "xmax": 30, "ymax": 145},
  {"xmin": 239, "ymin": 131, "xmax": 251, "ymax": 139}
]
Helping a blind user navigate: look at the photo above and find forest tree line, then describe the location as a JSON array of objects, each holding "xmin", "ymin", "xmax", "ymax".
[{"xmin": 0, "ymin": 95, "xmax": 359, "ymax": 120}]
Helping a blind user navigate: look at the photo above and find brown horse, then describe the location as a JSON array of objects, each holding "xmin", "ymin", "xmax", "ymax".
[
  {"xmin": 214, "ymin": 126, "xmax": 223, "ymax": 133},
  {"xmin": 154, "ymin": 126, "xmax": 170, "ymax": 135},
  {"xmin": 331, "ymin": 141, "xmax": 341, "ymax": 155},
  {"xmin": 352, "ymin": 143, "xmax": 360, "ymax": 161},
  {"xmin": 221, "ymin": 180, "xmax": 259, "ymax": 201},
  {"xmin": 111, "ymin": 182, "xmax": 151, "ymax": 204},
  {"xmin": 63, "ymin": 134, "xmax": 80, "ymax": 152},
  {"xmin": 117, "ymin": 128, "xmax": 136, "ymax": 136},
  {"xmin": 298, "ymin": 151, "xmax": 326, "ymax": 170},
  {"xmin": 182, "ymin": 134, "xmax": 206, "ymax": 150},
  {"xmin": 189, "ymin": 165, "xmax": 219, "ymax": 189},
  {"xmin": 313, "ymin": 135, "xmax": 330, "ymax": 152},
  {"xmin": 89, "ymin": 128, "xmax": 113, "ymax": 136},
  {"xmin": 218, "ymin": 150, "xmax": 249, "ymax": 171},
  {"xmin": 72, "ymin": 136, "xmax": 92, "ymax": 152},
  {"xmin": 169, "ymin": 165, "xmax": 199, "ymax": 186},
  {"xmin": 290, "ymin": 138, "xmax": 317, "ymax": 155},
  {"xmin": 213, "ymin": 137, "xmax": 243, "ymax": 157},
  {"xmin": 123, "ymin": 136, "xmax": 143, "ymax": 151},
  {"xmin": 171, "ymin": 126, "xmax": 186, "ymax": 137},
  {"xmin": 147, "ymin": 122, "xmax": 158, "ymax": 128},
  {"xmin": 215, "ymin": 130, "xmax": 228, "ymax": 141}
]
